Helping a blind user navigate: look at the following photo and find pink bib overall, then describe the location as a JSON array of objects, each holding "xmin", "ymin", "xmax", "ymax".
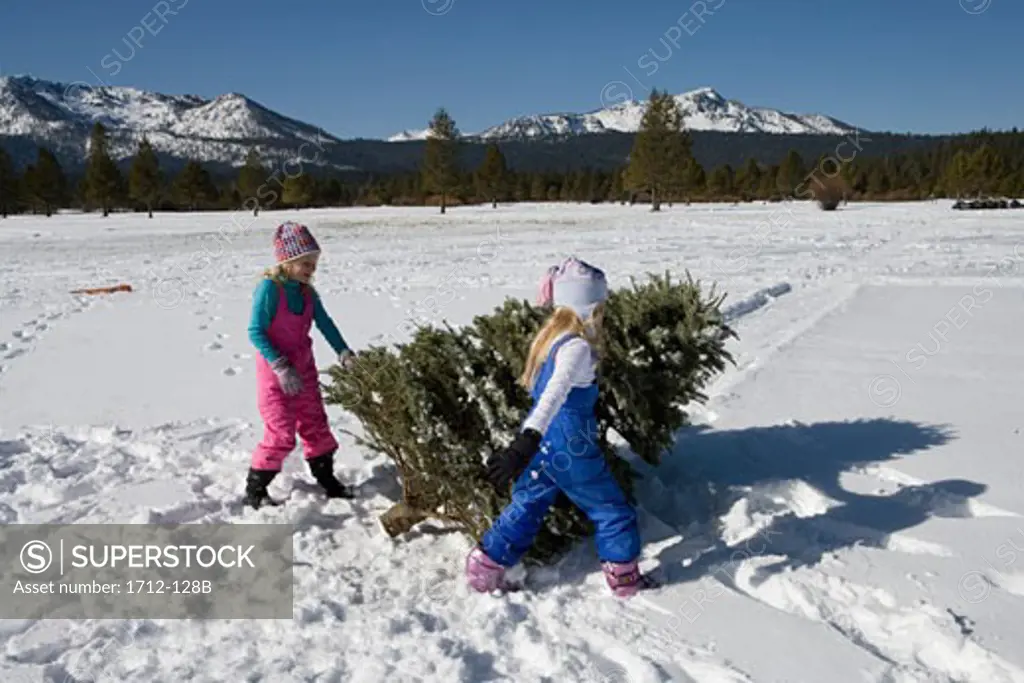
[{"xmin": 251, "ymin": 284, "xmax": 338, "ymax": 471}]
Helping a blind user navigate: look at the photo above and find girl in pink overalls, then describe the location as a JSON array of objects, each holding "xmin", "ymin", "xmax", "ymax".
[{"xmin": 244, "ymin": 221, "xmax": 356, "ymax": 509}]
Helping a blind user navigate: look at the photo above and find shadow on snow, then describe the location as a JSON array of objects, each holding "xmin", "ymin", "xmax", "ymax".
[{"xmin": 539, "ymin": 418, "xmax": 976, "ymax": 593}]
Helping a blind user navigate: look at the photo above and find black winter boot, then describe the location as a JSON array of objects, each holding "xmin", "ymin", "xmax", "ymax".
[
  {"xmin": 307, "ymin": 452, "xmax": 352, "ymax": 499},
  {"xmin": 245, "ymin": 468, "xmax": 281, "ymax": 510}
]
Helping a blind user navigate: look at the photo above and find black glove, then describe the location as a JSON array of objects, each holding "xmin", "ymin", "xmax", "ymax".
[
  {"xmin": 554, "ymin": 490, "xmax": 574, "ymax": 510},
  {"xmin": 485, "ymin": 429, "xmax": 542, "ymax": 490}
]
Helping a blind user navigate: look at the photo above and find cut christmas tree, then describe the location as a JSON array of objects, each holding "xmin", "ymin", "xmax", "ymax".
[{"xmin": 322, "ymin": 271, "xmax": 737, "ymax": 565}]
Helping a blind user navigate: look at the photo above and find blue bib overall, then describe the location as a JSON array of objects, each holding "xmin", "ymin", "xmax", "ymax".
[{"xmin": 480, "ymin": 333, "xmax": 641, "ymax": 567}]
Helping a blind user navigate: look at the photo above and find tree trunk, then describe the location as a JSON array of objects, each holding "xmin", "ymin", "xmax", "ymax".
[
  {"xmin": 102, "ymin": 205, "xmax": 109, "ymax": 218},
  {"xmin": 440, "ymin": 192, "xmax": 446, "ymax": 214},
  {"xmin": 491, "ymin": 196, "xmax": 497, "ymax": 209},
  {"xmin": 147, "ymin": 202, "xmax": 153, "ymax": 219},
  {"xmin": 379, "ymin": 501, "xmax": 430, "ymax": 537},
  {"xmin": 651, "ymin": 187, "xmax": 661, "ymax": 212}
]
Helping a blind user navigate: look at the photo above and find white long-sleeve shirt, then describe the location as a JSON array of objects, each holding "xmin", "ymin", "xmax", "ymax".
[{"xmin": 522, "ymin": 334, "xmax": 597, "ymax": 436}]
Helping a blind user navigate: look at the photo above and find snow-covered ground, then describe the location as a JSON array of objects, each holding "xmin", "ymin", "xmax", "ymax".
[{"xmin": 1, "ymin": 200, "xmax": 1023, "ymax": 682}]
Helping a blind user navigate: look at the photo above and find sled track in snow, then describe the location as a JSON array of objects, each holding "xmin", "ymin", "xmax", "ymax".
[{"xmin": 721, "ymin": 282, "xmax": 793, "ymax": 324}]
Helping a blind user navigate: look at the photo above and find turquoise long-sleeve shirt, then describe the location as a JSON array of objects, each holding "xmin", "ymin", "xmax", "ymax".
[{"xmin": 248, "ymin": 278, "xmax": 350, "ymax": 363}]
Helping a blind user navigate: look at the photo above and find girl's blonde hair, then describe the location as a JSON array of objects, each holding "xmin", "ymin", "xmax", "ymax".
[
  {"xmin": 261, "ymin": 258, "xmax": 315, "ymax": 287},
  {"xmin": 262, "ymin": 263, "xmax": 291, "ymax": 284},
  {"xmin": 520, "ymin": 303, "xmax": 604, "ymax": 390}
]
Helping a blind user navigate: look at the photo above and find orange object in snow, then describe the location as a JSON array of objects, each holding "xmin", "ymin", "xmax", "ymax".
[{"xmin": 70, "ymin": 283, "xmax": 134, "ymax": 295}]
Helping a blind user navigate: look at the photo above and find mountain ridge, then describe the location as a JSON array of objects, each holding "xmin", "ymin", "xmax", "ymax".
[
  {"xmin": 388, "ymin": 86, "xmax": 856, "ymax": 141},
  {"xmin": 3, "ymin": 75, "xmax": 946, "ymax": 178},
  {"xmin": 0, "ymin": 75, "xmax": 347, "ymax": 172}
]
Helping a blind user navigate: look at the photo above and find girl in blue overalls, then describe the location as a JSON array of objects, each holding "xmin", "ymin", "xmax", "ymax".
[{"xmin": 465, "ymin": 257, "xmax": 652, "ymax": 598}]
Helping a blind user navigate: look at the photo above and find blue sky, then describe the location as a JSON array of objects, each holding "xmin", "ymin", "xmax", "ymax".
[{"xmin": 1, "ymin": 0, "xmax": 1019, "ymax": 139}]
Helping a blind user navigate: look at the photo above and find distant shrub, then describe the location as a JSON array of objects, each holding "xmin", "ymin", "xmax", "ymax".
[{"xmin": 808, "ymin": 174, "xmax": 848, "ymax": 211}]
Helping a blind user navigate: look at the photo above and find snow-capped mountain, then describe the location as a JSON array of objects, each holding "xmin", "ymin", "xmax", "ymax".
[
  {"xmin": 389, "ymin": 87, "xmax": 856, "ymax": 141},
  {"xmin": 1, "ymin": 77, "xmax": 862, "ymax": 174},
  {"xmin": 0, "ymin": 75, "xmax": 347, "ymax": 170},
  {"xmin": 388, "ymin": 129, "xmax": 432, "ymax": 143}
]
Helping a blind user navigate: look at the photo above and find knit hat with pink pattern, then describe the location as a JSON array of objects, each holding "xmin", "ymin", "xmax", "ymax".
[{"xmin": 273, "ymin": 221, "xmax": 321, "ymax": 263}]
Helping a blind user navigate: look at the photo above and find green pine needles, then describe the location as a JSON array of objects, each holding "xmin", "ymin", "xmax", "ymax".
[{"xmin": 322, "ymin": 271, "xmax": 737, "ymax": 565}]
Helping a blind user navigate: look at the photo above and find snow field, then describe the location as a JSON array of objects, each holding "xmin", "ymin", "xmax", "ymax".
[{"xmin": 1, "ymin": 200, "xmax": 1024, "ymax": 681}]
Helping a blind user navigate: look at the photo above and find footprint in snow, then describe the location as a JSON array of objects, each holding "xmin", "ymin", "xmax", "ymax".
[
  {"xmin": 0, "ymin": 342, "xmax": 8, "ymax": 352},
  {"xmin": 907, "ymin": 573, "xmax": 930, "ymax": 591},
  {"xmin": 591, "ymin": 660, "xmax": 630, "ymax": 683},
  {"xmin": 223, "ymin": 367, "xmax": 242, "ymax": 376},
  {"xmin": 4, "ymin": 348, "xmax": 27, "ymax": 360},
  {"xmin": 233, "ymin": 353, "xmax": 252, "ymax": 360},
  {"xmin": 216, "ymin": 332, "xmax": 230, "ymax": 340},
  {"xmin": 205, "ymin": 342, "xmax": 223, "ymax": 351}
]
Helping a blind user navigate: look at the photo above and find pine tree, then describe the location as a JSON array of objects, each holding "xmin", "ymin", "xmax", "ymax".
[
  {"xmin": 867, "ymin": 163, "xmax": 891, "ymax": 196},
  {"xmin": 475, "ymin": 144, "xmax": 508, "ymax": 208},
  {"xmin": 941, "ymin": 150, "xmax": 970, "ymax": 198},
  {"xmin": 707, "ymin": 164, "xmax": 734, "ymax": 198},
  {"xmin": 0, "ymin": 148, "xmax": 17, "ymax": 218},
  {"xmin": 282, "ymin": 174, "xmax": 315, "ymax": 207},
  {"xmin": 322, "ymin": 177, "xmax": 343, "ymax": 206},
  {"xmin": 173, "ymin": 160, "xmax": 217, "ymax": 211},
  {"xmin": 997, "ymin": 174, "xmax": 1018, "ymax": 198},
  {"xmin": 584, "ymin": 170, "xmax": 601, "ymax": 202},
  {"xmin": 546, "ymin": 179, "xmax": 560, "ymax": 201},
  {"xmin": 682, "ymin": 159, "xmax": 706, "ymax": 201},
  {"xmin": 222, "ymin": 187, "xmax": 242, "ymax": 210},
  {"xmin": 776, "ymin": 149, "xmax": 806, "ymax": 198},
  {"xmin": 848, "ymin": 168, "xmax": 867, "ymax": 197},
  {"xmin": 84, "ymin": 123, "xmax": 123, "ymax": 217},
  {"xmin": 376, "ymin": 175, "xmax": 393, "ymax": 205},
  {"xmin": 129, "ymin": 137, "xmax": 162, "ymax": 218},
  {"xmin": 610, "ymin": 169, "xmax": 624, "ymax": 203},
  {"xmin": 558, "ymin": 174, "xmax": 572, "ymax": 202},
  {"xmin": 237, "ymin": 149, "xmax": 265, "ymax": 215},
  {"xmin": 25, "ymin": 148, "xmax": 67, "ymax": 217},
  {"xmin": 623, "ymin": 89, "xmax": 692, "ymax": 211},
  {"xmin": 421, "ymin": 108, "xmax": 460, "ymax": 214},
  {"xmin": 734, "ymin": 158, "xmax": 761, "ymax": 200},
  {"xmin": 969, "ymin": 144, "xmax": 1004, "ymax": 196},
  {"xmin": 529, "ymin": 174, "xmax": 547, "ymax": 201},
  {"xmin": 513, "ymin": 173, "xmax": 530, "ymax": 201},
  {"xmin": 21, "ymin": 164, "xmax": 35, "ymax": 213},
  {"xmin": 839, "ymin": 157, "xmax": 859, "ymax": 196}
]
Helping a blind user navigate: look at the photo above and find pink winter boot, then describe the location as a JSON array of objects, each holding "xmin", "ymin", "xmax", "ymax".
[
  {"xmin": 465, "ymin": 546, "xmax": 508, "ymax": 593},
  {"xmin": 602, "ymin": 560, "xmax": 647, "ymax": 598}
]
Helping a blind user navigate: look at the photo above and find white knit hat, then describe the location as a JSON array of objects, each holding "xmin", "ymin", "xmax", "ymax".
[{"xmin": 541, "ymin": 256, "xmax": 608, "ymax": 321}]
